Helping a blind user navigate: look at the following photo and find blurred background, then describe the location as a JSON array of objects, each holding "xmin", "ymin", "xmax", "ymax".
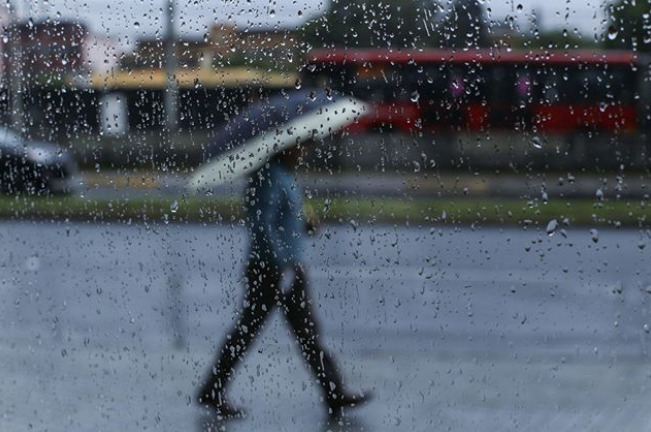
[{"xmin": 0, "ymin": 0, "xmax": 648, "ymax": 177}]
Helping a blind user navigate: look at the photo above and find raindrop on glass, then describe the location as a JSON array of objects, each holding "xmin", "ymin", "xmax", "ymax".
[
  {"xmin": 607, "ymin": 25, "xmax": 618, "ymax": 40},
  {"xmin": 595, "ymin": 188, "xmax": 604, "ymax": 201},
  {"xmin": 323, "ymin": 198, "xmax": 331, "ymax": 214}
]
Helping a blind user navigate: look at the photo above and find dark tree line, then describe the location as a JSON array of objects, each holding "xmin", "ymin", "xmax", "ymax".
[
  {"xmin": 302, "ymin": 0, "xmax": 651, "ymax": 52},
  {"xmin": 301, "ymin": 0, "xmax": 490, "ymax": 50},
  {"xmin": 605, "ymin": 0, "xmax": 651, "ymax": 52}
]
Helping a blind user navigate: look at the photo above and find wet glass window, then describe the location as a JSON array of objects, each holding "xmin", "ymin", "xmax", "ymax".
[{"xmin": 0, "ymin": 0, "xmax": 650, "ymax": 431}]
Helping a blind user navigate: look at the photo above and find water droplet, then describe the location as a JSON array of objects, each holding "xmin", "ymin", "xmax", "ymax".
[
  {"xmin": 546, "ymin": 219, "xmax": 558, "ymax": 236},
  {"xmin": 170, "ymin": 200, "xmax": 179, "ymax": 213},
  {"xmin": 595, "ymin": 188, "xmax": 604, "ymax": 201},
  {"xmin": 134, "ymin": 21, "xmax": 140, "ymax": 28},
  {"xmin": 590, "ymin": 228, "xmax": 599, "ymax": 243},
  {"xmin": 323, "ymin": 198, "xmax": 331, "ymax": 214},
  {"xmin": 599, "ymin": 102, "xmax": 608, "ymax": 112},
  {"xmin": 294, "ymin": 78, "xmax": 302, "ymax": 90},
  {"xmin": 410, "ymin": 91, "xmax": 420, "ymax": 103},
  {"xmin": 516, "ymin": 3, "xmax": 523, "ymax": 11},
  {"xmin": 607, "ymin": 25, "xmax": 618, "ymax": 40},
  {"xmin": 530, "ymin": 136, "xmax": 543, "ymax": 149},
  {"xmin": 644, "ymin": 324, "xmax": 650, "ymax": 333},
  {"xmin": 24, "ymin": 256, "xmax": 40, "ymax": 271},
  {"xmin": 268, "ymin": 8, "xmax": 276, "ymax": 17},
  {"xmin": 349, "ymin": 219, "xmax": 358, "ymax": 231},
  {"xmin": 612, "ymin": 281, "xmax": 624, "ymax": 294}
]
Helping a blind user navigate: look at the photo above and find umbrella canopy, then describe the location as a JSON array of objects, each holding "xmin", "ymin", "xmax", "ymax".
[{"xmin": 187, "ymin": 89, "xmax": 367, "ymax": 191}]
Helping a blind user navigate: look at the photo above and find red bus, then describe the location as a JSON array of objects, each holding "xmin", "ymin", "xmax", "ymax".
[{"xmin": 303, "ymin": 49, "xmax": 647, "ymax": 135}]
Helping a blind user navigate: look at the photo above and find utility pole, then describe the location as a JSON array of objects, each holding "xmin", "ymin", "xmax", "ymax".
[
  {"xmin": 163, "ymin": 0, "xmax": 184, "ymax": 349},
  {"xmin": 164, "ymin": 0, "xmax": 178, "ymax": 135},
  {"xmin": 7, "ymin": 0, "xmax": 24, "ymax": 134}
]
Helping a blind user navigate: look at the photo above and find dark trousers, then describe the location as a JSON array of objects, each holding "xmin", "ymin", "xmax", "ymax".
[{"xmin": 200, "ymin": 260, "xmax": 344, "ymax": 404}]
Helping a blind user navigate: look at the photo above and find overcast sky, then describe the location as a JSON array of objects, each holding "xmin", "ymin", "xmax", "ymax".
[{"xmin": 13, "ymin": 0, "xmax": 612, "ymax": 48}]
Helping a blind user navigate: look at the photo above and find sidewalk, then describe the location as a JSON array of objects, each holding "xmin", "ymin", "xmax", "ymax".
[{"xmin": 81, "ymin": 169, "xmax": 651, "ymax": 199}]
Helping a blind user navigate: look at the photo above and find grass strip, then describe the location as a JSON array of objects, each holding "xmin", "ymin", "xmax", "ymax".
[{"xmin": 0, "ymin": 195, "xmax": 647, "ymax": 228}]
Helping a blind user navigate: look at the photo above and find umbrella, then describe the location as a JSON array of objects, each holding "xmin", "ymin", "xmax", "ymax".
[{"xmin": 187, "ymin": 89, "xmax": 367, "ymax": 191}]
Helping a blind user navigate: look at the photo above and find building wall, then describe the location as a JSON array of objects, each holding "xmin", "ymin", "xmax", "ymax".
[
  {"xmin": 2, "ymin": 20, "xmax": 88, "ymax": 82},
  {"xmin": 121, "ymin": 24, "xmax": 298, "ymax": 71}
]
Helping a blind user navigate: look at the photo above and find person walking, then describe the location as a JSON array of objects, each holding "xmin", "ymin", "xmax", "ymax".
[{"xmin": 196, "ymin": 144, "xmax": 370, "ymax": 419}]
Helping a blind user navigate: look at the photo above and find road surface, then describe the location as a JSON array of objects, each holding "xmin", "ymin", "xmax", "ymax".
[{"xmin": 0, "ymin": 222, "xmax": 650, "ymax": 431}]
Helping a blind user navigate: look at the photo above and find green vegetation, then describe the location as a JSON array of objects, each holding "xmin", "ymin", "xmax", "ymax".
[{"xmin": 0, "ymin": 195, "xmax": 648, "ymax": 228}]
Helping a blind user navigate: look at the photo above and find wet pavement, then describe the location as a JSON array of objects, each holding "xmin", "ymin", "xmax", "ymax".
[{"xmin": 0, "ymin": 222, "xmax": 650, "ymax": 431}]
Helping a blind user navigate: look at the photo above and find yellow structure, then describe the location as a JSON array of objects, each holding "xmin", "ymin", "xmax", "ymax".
[{"xmin": 89, "ymin": 67, "xmax": 298, "ymax": 90}]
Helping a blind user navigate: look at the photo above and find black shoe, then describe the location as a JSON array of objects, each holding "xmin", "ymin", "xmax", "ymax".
[{"xmin": 327, "ymin": 391, "xmax": 372, "ymax": 418}]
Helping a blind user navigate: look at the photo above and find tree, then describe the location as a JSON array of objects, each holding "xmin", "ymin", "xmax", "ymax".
[
  {"xmin": 439, "ymin": 0, "xmax": 489, "ymax": 49},
  {"xmin": 524, "ymin": 29, "xmax": 596, "ymax": 50},
  {"xmin": 302, "ymin": 0, "xmax": 443, "ymax": 49},
  {"xmin": 605, "ymin": 0, "xmax": 651, "ymax": 52}
]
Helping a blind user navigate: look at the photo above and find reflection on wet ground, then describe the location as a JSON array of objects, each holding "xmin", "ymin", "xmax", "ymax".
[
  {"xmin": 0, "ymin": 222, "xmax": 650, "ymax": 431},
  {"xmin": 195, "ymin": 412, "xmax": 367, "ymax": 432}
]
